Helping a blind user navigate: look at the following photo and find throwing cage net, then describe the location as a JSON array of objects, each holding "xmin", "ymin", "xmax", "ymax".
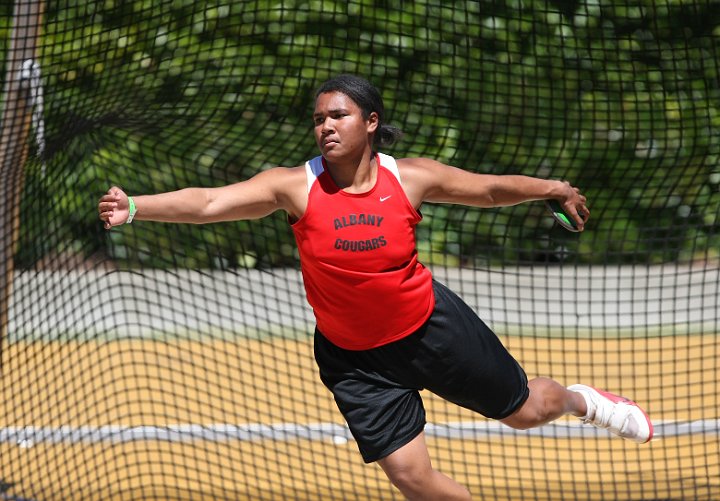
[{"xmin": 1, "ymin": 0, "xmax": 719, "ymax": 499}]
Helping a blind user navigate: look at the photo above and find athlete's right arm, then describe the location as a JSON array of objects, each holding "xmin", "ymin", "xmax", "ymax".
[{"xmin": 98, "ymin": 166, "xmax": 306, "ymax": 229}]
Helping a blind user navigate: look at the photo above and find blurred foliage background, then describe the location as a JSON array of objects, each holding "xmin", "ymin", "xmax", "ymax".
[{"xmin": 3, "ymin": 0, "xmax": 720, "ymax": 269}]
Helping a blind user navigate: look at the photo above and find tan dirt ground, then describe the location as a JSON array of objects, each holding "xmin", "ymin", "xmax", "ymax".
[{"xmin": 1, "ymin": 335, "xmax": 718, "ymax": 500}]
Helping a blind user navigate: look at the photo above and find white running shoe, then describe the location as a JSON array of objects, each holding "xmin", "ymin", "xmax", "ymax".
[{"xmin": 568, "ymin": 384, "xmax": 654, "ymax": 444}]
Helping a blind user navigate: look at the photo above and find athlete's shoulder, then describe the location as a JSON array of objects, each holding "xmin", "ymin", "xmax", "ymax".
[
  {"xmin": 254, "ymin": 164, "xmax": 306, "ymax": 187},
  {"xmin": 394, "ymin": 157, "xmax": 457, "ymax": 205},
  {"xmin": 396, "ymin": 156, "xmax": 448, "ymax": 171},
  {"xmin": 395, "ymin": 157, "xmax": 451, "ymax": 185},
  {"xmin": 254, "ymin": 165, "xmax": 307, "ymax": 219}
]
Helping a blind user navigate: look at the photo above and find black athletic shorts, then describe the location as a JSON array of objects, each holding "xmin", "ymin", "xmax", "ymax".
[{"xmin": 313, "ymin": 279, "xmax": 529, "ymax": 463}]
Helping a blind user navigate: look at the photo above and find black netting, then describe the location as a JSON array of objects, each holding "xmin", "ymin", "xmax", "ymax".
[{"xmin": 1, "ymin": 1, "xmax": 719, "ymax": 500}]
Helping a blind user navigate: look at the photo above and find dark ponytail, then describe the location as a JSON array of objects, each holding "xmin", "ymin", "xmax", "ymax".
[
  {"xmin": 315, "ymin": 74, "xmax": 403, "ymax": 149},
  {"xmin": 375, "ymin": 123, "xmax": 403, "ymax": 148}
]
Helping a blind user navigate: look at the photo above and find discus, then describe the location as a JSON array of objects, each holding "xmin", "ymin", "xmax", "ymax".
[{"xmin": 545, "ymin": 199, "xmax": 584, "ymax": 232}]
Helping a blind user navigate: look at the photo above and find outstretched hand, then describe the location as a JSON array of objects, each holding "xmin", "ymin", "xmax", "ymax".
[
  {"xmin": 98, "ymin": 186, "xmax": 130, "ymax": 229},
  {"xmin": 558, "ymin": 181, "xmax": 590, "ymax": 231}
]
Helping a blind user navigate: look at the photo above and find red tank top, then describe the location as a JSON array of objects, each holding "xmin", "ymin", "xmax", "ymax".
[{"xmin": 291, "ymin": 153, "xmax": 434, "ymax": 350}]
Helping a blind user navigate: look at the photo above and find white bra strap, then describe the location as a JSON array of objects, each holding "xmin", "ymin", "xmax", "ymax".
[
  {"xmin": 377, "ymin": 152, "xmax": 401, "ymax": 183},
  {"xmin": 305, "ymin": 156, "xmax": 325, "ymax": 193}
]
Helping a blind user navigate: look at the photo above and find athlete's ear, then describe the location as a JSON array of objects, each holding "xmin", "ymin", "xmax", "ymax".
[{"xmin": 366, "ymin": 111, "xmax": 379, "ymax": 133}]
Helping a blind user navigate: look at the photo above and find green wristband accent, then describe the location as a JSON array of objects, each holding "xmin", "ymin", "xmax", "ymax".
[{"xmin": 126, "ymin": 196, "xmax": 137, "ymax": 224}]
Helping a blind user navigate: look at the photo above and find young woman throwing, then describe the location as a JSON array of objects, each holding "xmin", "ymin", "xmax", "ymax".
[{"xmin": 98, "ymin": 74, "xmax": 653, "ymax": 501}]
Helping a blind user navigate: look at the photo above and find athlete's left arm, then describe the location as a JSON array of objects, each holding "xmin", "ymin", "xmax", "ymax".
[{"xmin": 398, "ymin": 157, "xmax": 589, "ymax": 226}]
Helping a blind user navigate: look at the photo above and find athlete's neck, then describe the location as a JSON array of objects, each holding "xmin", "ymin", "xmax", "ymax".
[{"xmin": 324, "ymin": 151, "xmax": 377, "ymax": 193}]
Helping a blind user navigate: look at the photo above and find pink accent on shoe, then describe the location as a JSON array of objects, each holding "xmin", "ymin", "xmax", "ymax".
[
  {"xmin": 592, "ymin": 387, "xmax": 654, "ymax": 443},
  {"xmin": 568, "ymin": 384, "xmax": 654, "ymax": 444}
]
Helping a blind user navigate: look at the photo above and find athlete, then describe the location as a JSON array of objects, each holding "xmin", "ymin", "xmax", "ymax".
[{"xmin": 98, "ymin": 74, "xmax": 653, "ymax": 501}]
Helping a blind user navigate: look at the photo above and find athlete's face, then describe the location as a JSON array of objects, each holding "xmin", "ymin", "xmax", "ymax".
[{"xmin": 313, "ymin": 91, "xmax": 378, "ymax": 160}]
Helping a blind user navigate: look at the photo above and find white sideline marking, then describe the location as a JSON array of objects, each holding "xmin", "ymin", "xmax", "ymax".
[{"xmin": 1, "ymin": 420, "xmax": 717, "ymax": 445}]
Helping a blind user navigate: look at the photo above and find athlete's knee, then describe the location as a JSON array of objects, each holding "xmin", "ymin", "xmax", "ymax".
[
  {"xmin": 384, "ymin": 465, "xmax": 471, "ymax": 501},
  {"xmin": 383, "ymin": 460, "xmax": 428, "ymax": 496},
  {"xmin": 381, "ymin": 453, "xmax": 442, "ymax": 498},
  {"xmin": 501, "ymin": 377, "xmax": 567, "ymax": 429}
]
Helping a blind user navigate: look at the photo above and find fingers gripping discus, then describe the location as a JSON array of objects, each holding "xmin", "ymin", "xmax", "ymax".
[{"xmin": 545, "ymin": 199, "xmax": 583, "ymax": 232}]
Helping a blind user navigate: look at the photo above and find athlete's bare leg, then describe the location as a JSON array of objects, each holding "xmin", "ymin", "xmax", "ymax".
[
  {"xmin": 500, "ymin": 376, "xmax": 587, "ymax": 429},
  {"xmin": 377, "ymin": 432, "xmax": 471, "ymax": 501},
  {"xmin": 377, "ymin": 378, "xmax": 586, "ymax": 500}
]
